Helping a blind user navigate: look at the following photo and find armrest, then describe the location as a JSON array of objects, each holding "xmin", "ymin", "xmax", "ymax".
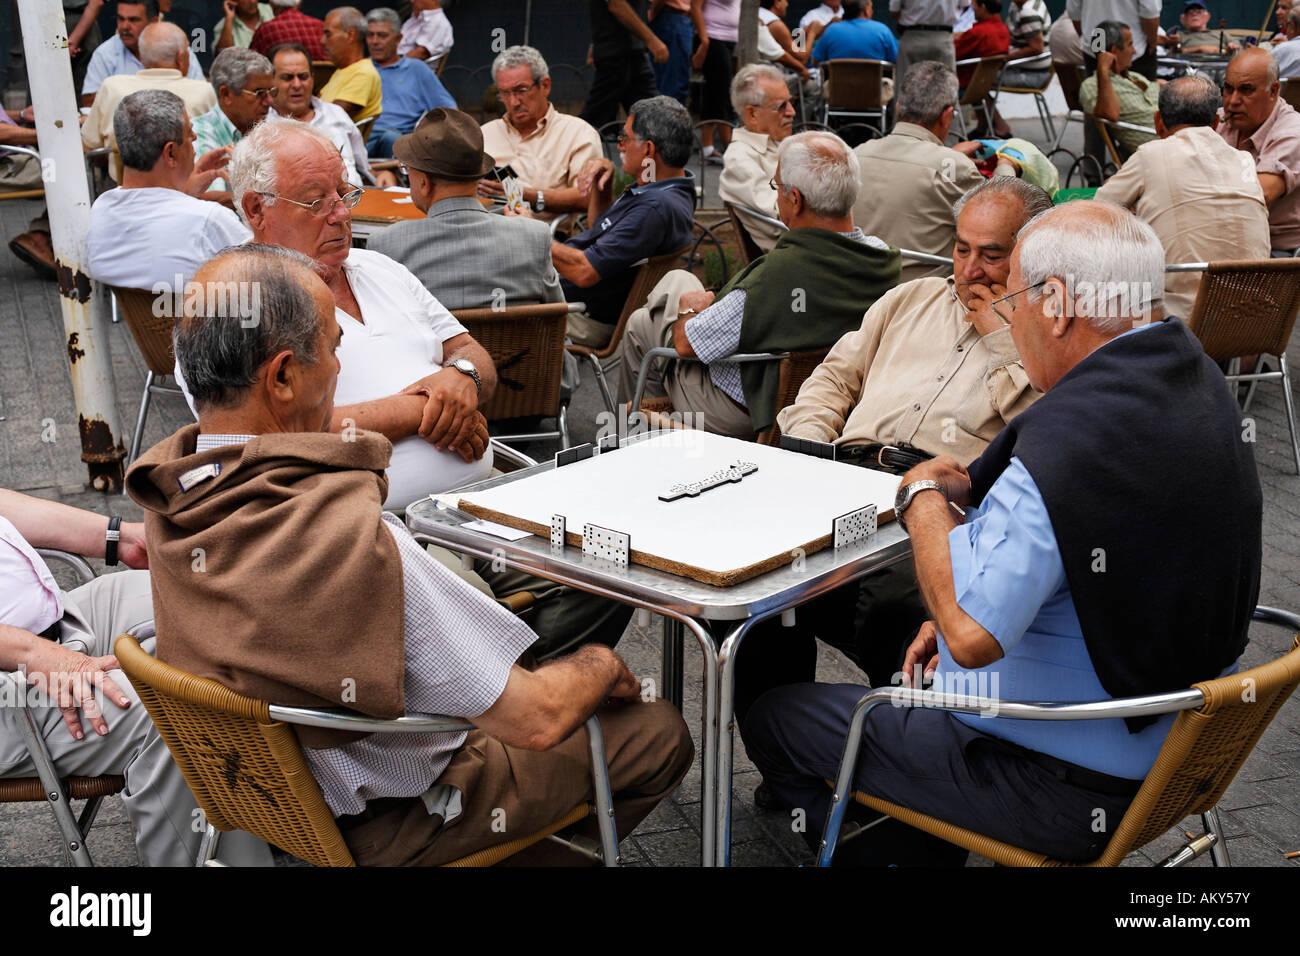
[
  {"xmin": 489, "ymin": 439, "xmax": 539, "ymax": 471},
  {"xmin": 628, "ymin": 346, "xmax": 789, "ymax": 421},
  {"xmin": 267, "ymin": 704, "xmax": 472, "ymax": 734},
  {"xmin": 898, "ymin": 247, "xmax": 950, "ymax": 267},
  {"xmin": 35, "ymin": 549, "xmax": 96, "ymax": 586},
  {"xmin": 727, "ymin": 200, "xmax": 788, "ymax": 233}
]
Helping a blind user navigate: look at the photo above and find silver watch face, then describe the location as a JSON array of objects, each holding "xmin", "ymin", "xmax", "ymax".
[{"xmin": 454, "ymin": 358, "xmax": 475, "ymax": 374}]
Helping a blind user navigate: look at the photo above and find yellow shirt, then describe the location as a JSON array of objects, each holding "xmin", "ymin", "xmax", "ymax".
[{"xmin": 320, "ymin": 59, "xmax": 382, "ymax": 125}]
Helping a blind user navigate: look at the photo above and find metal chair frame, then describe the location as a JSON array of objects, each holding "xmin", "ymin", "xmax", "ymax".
[
  {"xmin": 821, "ymin": 59, "xmax": 893, "ymax": 134},
  {"xmin": 952, "ymin": 54, "xmax": 1008, "ymax": 140},
  {"xmin": 991, "ymin": 57, "xmax": 1057, "ymax": 144}
]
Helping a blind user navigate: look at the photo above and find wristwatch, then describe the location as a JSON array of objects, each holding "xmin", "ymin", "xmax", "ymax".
[
  {"xmin": 105, "ymin": 516, "xmax": 121, "ymax": 567},
  {"xmin": 449, "ymin": 357, "xmax": 482, "ymax": 394},
  {"xmin": 535, "ymin": 190, "xmax": 545, "ymax": 212},
  {"xmin": 893, "ymin": 480, "xmax": 945, "ymax": 533}
]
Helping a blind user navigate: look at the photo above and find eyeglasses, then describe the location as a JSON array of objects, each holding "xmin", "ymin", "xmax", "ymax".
[
  {"xmin": 239, "ymin": 86, "xmax": 278, "ymax": 100},
  {"xmin": 499, "ymin": 82, "xmax": 538, "ymax": 101},
  {"xmin": 755, "ymin": 99, "xmax": 794, "ymax": 113},
  {"xmin": 616, "ymin": 131, "xmax": 642, "ymax": 147},
  {"xmin": 988, "ymin": 279, "xmax": 1048, "ymax": 321},
  {"xmin": 769, "ymin": 175, "xmax": 791, "ymax": 192},
  {"xmin": 262, "ymin": 186, "xmax": 364, "ymax": 217}
]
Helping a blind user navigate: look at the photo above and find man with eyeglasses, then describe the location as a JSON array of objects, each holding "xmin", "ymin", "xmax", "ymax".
[
  {"xmin": 480, "ymin": 46, "xmax": 602, "ymax": 225},
  {"xmin": 719, "ymin": 64, "xmax": 796, "ymax": 253},
  {"xmin": 267, "ymin": 42, "xmax": 370, "ymax": 185},
  {"xmin": 363, "ymin": 7, "xmax": 455, "ymax": 159},
  {"xmin": 1217, "ymin": 46, "xmax": 1300, "ymax": 255},
  {"xmin": 193, "ymin": 47, "xmax": 277, "ymax": 190}
]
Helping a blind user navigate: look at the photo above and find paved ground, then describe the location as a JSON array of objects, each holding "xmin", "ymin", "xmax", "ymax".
[{"xmin": 2, "ymin": 116, "xmax": 1299, "ymax": 868}]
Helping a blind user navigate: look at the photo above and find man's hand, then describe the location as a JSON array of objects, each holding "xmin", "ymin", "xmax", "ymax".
[
  {"xmin": 901, "ymin": 621, "xmax": 940, "ymax": 688},
  {"xmin": 962, "ymin": 280, "xmax": 1008, "ymax": 337},
  {"xmin": 118, "ymin": 521, "xmax": 149, "ymax": 570},
  {"xmin": 951, "ymin": 140, "xmax": 982, "ymax": 157},
  {"xmin": 186, "ymin": 144, "xmax": 234, "ymax": 196},
  {"xmin": 649, "ymin": 36, "xmax": 670, "ymax": 63},
  {"xmin": 676, "ymin": 289, "xmax": 715, "ymax": 316},
  {"xmin": 403, "ymin": 366, "xmax": 480, "ymax": 451},
  {"xmin": 576, "ymin": 157, "xmax": 615, "ymax": 197},
  {"xmin": 606, "ymin": 652, "xmax": 642, "ymax": 702},
  {"xmin": 223, "ymin": 0, "xmax": 237, "ymax": 19},
  {"xmin": 23, "ymin": 642, "xmax": 131, "ymax": 740},
  {"xmin": 503, "ymin": 202, "xmax": 535, "ymax": 219},
  {"xmin": 1096, "ymin": 50, "xmax": 1116, "ymax": 74},
  {"xmin": 691, "ymin": 38, "xmax": 709, "ymax": 70},
  {"xmin": 477, "ymin": 176, "xmax": 505, "ymax": 198},
  {"xmin": 450, "ymin": 412, "xmax": 491, "ymax": 463},
  {"xmin": 901, "ymin": 455, "xmax": 972, "ymax": 508}
]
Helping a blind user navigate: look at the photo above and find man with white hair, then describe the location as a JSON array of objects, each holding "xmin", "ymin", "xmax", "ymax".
[
  {"xmin": 81, "ymin": 0, "xmax": 205, "ymax": 107},
  {"xmin": 616, "ymin": 131, "xmax": 900, "ymax": 439},
  {"xmin": 479, "ymin": 45, "xmax": 602, "ymax": 224},
  {"xmin": 250, "ymin": 0, "xmax": 327, "ymax": 60},
  {"xmin": 719, "ymin": 63, "xmax": 797, "ymax": 253},
  {"xmin": 743, "ymin": 200, "xmax": 1261, "ymax": 865},
  {"xmin": 192, "ymin": 47, "xmax": 276, "ymax": 164}
]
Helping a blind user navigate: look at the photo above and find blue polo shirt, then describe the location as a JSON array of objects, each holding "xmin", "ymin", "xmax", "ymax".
[
  {"xmin": 561, "ymin": 172, "xmax": 696, "ymax": 324},
  {"xmin": 372, "ymin": 57, "xmax": 456, "ymax": 133},
  {"xmin": 811, "ymin": 18, "xmax": 899, "ymax": 64}
]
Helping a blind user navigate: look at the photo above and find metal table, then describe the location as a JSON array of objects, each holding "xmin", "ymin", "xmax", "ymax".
[{"xmin": 404, "ymin": 436, "xmax": 912, "ymax": 866}]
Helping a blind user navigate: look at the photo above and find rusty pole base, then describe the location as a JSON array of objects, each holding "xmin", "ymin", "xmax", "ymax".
[{"xmin": 80, "ymin": 415, "xmax": 126, "ymax": 494}]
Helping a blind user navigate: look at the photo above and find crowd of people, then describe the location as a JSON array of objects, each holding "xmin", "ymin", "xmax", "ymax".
[{"xmin": 0, "ymin": 0, "xmax": 1285, "ymax": 869}]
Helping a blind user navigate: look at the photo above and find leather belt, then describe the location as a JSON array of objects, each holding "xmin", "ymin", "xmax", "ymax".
[
  {"xmin": 838, "ymin": 443, "xmax": 933, "ymax": 473},
  {"xmin": 39, "ymin": 618, "xmax": 62, "ymax": 642},
  {"xmin": 901, "ymin": 23, "xmax": 953, "ymax": 31},
  {"xmin": 972, "ymin": 732, "xmax": 1144, "ymax": 797}
]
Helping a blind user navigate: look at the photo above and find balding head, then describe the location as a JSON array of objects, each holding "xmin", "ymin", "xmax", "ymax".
[
  {"xmin": 775, "ymin": 131, "xmax": 860, "ymax": 223},
  {"xmin": 1223, "ymin": 48, "xmax": 1281, "ymax": 136},
  {"xmin": 138, "ymin": 21, "xmax": 189, "ymax": 72}
]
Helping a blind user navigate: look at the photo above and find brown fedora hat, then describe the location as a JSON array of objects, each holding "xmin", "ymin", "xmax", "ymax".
[{"xmin": 393, "ymin": 107, "xmax": 496, "ymax": 181}]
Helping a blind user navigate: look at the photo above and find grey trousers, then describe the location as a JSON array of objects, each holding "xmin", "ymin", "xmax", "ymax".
[
  {"xmin": 0, "ymin": 152, "xmax": 47, "ymax": 231},
  {"xmin": 0, "ymin": 570, "xmax": 273, "ymax": 866},
  {"xmin": 896, "ymin": 30, "xmax": 956, "ymax": 85}
]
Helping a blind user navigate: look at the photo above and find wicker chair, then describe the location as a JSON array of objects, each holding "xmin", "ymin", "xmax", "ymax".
[
  {"xmin": 822, "ymin": 59, "xmax": 892, "ymax": 134},
  {"xmin": 114, "ymin": 634, "xmax": 621, "ymax": 867},
  {"xmin": 724, "ymin": 200, "xmax": 783, "ymax": 265},
  {"xmin": 310, "ymin": 60, "xmax": 337, "ymax": 93},
  {"xmin": 566, "ymin": 245, "xmax": 690, "ymax": 416},
  {"xmin": 952, "ymin": 54, "xmax": 1007, "ymax": 140},
  {"xmin": 0, "ymin": 551, "xmax": 125, "ymax": 866},
  {"xmin": 818, "ymin": 607, "xmax": 1300, "ymax": 867},
  {"xmin": 109, "ymin": 286, "xmax": 187, "ymax": 469},
  {"xmin": 1184, "ymin": 259, "xmax": 1300, "ymax": 473}
]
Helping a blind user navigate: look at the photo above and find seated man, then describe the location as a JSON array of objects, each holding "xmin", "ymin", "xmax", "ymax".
[
  {"xmin": 852, "ymin": 61, "xmax": 984, "ymax": 283},
  {"xmin": 127, "ymin": 245, "xmax": 692, "ymax": 866},
  {"xmin": 0, "ymin": 489, "xmax": 270, "ymax": 866},
  {"xmin": 363, "ymin": 7, "xmax": 456, "ymax": 158},
  {"xmin": 2, "ymin": 102, "xmax": 54, "ymax": 277},
  {"xmin": 719, "ymin": 63, "xmax": 796, "ymax": 254},
  {"xmin": 1079, "ymin": 20, "xmax": 1160, "ymax": 155},
  {"xmin": 250, "ymin": 0, "xmax": 327, "ymax": 60},
  {"xmin": 1218, "ymin": 47, "xmax": 1300, "ymax": 255},
  {"xmin": 268, "ymin": 41, "xmax": 370, "ymax": 184},
  {"xmin": 399, "ymin": 0, "xmax": 455, "ymax": 62},
  {"xmin": 551, "ymin": 95, "xmax": 697, "ymax": 349},
  {"xmin": 1098, "ymin": 74, "xmax": 1269, "ymax": 318},
  {"xmin": 954, "ymin": 0, "xmax": 1009, "ymax": 82},
  {"xmin": 1274, "ymin": 6, "xmax": 1300, "ymax": 79},
  {"xmin": 810, "ymin": 0, "xmax": 898, "ymax": 63},
  {"xmin": 478, "ymin": 46, "xmax": 602, "ymax": 225},
  {"xmin": 87, "ymin": 91, "xmax": 252, "ymax": 290},
  {"xmin": 81, "ymin": 21, "xmax": 217, "ymax": 183},
  {"xmin": 1168, "ymin": 1, "xmax": 1238, "ymax": 54},
  {"xmin": 369, "ymin": 108, "xmax": 562, "ymax": 310},
  {"xmin": 81, "ymin": 0, "xmax": 205, "ymax": 108},
  {"xmin": 192, "ymin": 47, "xmax": 276, "ymax": 177},
  {"xmin": 616, "ymin": 131, "xmax": 900, "ymax": 440},
  {"xmin": 741, "ymin": 201, "xmax": 1259, "ymax": 865},
  {"xmin": 320, "ymin": 6, "xmax": 383, "ymax": 125},
  {"xmin": 1002, "ymin": 0, "xmax": 1051, "ymax": 86},
  {"xmin": 215, "ymin": 0, "xmax": 275, "ymax": 52}
]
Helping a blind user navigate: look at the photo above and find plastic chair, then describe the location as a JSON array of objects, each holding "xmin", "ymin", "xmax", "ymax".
[
  {"xmin": 822, "ymin": 59, "xmax": 892, "ymax": 134},
  {"xmin": 114, "ymin": 634, "xmax": 621, "ymax": 867},
  {"xmin": 818, "ymin": 607, "xmax": 1300, "ymax": 867},
  {"xmin": 952, "ymin": 54, "xmax": 1007, "ymax": 139},
  {"xmin": 109, "ymin": 286, "xmax": 187, "ymax": 470}
]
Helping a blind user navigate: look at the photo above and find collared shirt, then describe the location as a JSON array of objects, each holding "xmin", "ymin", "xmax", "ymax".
[
  {"xmin": 214, "ymin": 3, "xmax": 275, "ymax": 49},
  {"xmin": 811, "ymin": 17, "xmax": 899, "ymax": 63},
  {"xmin": 1078, "ymin": 70, "xmax": 1159, "ymax": 153},
  {"xmin": 1096, "ymin": 125, "xmax": 1269, "ymax": 319},
  {"xmin": 718, "ymin": 127, "xmax": 782, "ymax": 252},
  {"xmin": 192, "ymin": 103, "xmax": 241, "ymax": 156},
  {"xmin": 249, "ymin": 7, "xmax": 327, "ymax": 60},
  {"xmin": 799, "ymin": 2, "xmax": 845, "ymax": 31},
  {"xmin": 373, "ymin": 57, "xmax": 455, "ymax": 133},
  {"xmin": 0, "ymin": 516, "xmax": 62, "ymax": 636},
  {"xmin": 851, "ymin": 123, "xmax": 985, "ymax": 284},
  {"xmin": 1064, "ymin": 0, "xmax": 1161, "ymax": 59},
  {"xmin": 81, "ymin": 69, "xmax": 216, "ymax": 181},
  {"xmin": 1275, "ymin": 36, "xmax": 1300, "ymax": 78},
  {"xmin": 776, "ymin": 276, "xmax": 1037, "ymax": 462},
  {"xmin": 481, "ymin": 104, "xmax": 602, "ymax": 223},
  {"xmin": 954, "ymin": 16, "xmax": 1010, "ymax": 83},
  {"xmin": 889, "ymin": 0, "xmax": 961, "ymax": 29},
  {"xmin": 398, "ymin": 7, "xmax": 455, "ymax": 60},
  {"xmin": 269, "ymin": 97, "xmax": 371, "ymax": 184},
  {"xmin": 81, "ymin": 33, "xmax": 205, "ymax": 99},
  {"xmin": 320, "ymin": 59, "xmax": 383, "ymax": 125},
  {"xmin": 1218, "ymin": 96, "xmax": 1300, "ymax": 250}
]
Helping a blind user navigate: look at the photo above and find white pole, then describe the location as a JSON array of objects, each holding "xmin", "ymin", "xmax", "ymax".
[{"xmin": 17, "ymin": 0, "xmax": 126, "ymax": 493}]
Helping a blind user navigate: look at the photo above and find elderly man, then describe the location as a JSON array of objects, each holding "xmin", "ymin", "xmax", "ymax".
[
  {"xmin": 1275, "ymin": 7, "xmax": 1300, "ymax": 78},
  {"xmin": 719, "ymin": 64, "xmax": 795, "ymax": 253},
  {"xmin": 550, "ymin": 95, "xmax": 696, "ymax": 349},
  {"xmin": 1098, "ymin": 74, "xmax": 1269, "ymax": 317},
  {"xmin": 81, "ymin": 22, "xmax": 216, "ymax": 181},
  {"xmin": 1218, "ymin": 47, "xmax": 1300, "ymax": 255},
  {"xmin": 810, "ymin": 0, "xmax": 898, "ymax": 63},
  {"xmin": 1168, "ymin": 1, "xmax": 1237, "ymax": 54},
  {"xmin": 616, "ymin": 131, "xmax": 899, "ymax": 439},
  {"xmin": 364, "ymin": 7, "xmax": 456, "ymax": 158},
  {"xmin": 852, "ymin": 61, "xmax": 984, "ymax": 283},
  {"xmin": 479, "ymin": 46, "xmax": 602, "ymax": 224},
  {"xmin": 216, "ymin": 0, "xmax": 275, "ymax": 52},
  {"xmin": 193, "ymin": 47, "xmax": 276, "ymax": 167},
  {"xmin": 127, "ymin": 245, "xmax": 692, "ymax": 867},
  {"xmin": 1079, "ymin": 20, "xmax": 1159, "ymax": 156},
  {"xmin": 87, "ymin": 91, "xmax": 251, "ymax": 290},
  {"xmin": 320, "ymin": 7, "xmax": 383, "ymax": 124},
  {"xmin": 268, "ymin": 42, "xmax": 369, "ymax": 184},
  {"xmin": 250, "ymin": 0, "xmax": 327, "ymax": 59},
  {"xmin": 399, "ymin": 0, "xmax": 455, "ymax": 62},
  {"xmin": 1067, "ymin": 0, "xmax": 1160, "ymax": 79},
  {"xmin": 742, "ymin": 201, "xmax": 1259, "ymax": 866},
  {"xmin": 81, "ymin": 0, "xmax": 204, "ymax": 107}
]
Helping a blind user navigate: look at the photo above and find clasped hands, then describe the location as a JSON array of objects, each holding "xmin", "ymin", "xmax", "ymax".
[{"xmin": 401, "ymin": 365, "xmax": 489, "ymax": 463}]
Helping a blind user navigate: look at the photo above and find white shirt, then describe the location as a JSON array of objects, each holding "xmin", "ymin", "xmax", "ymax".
[
  {"xmin": 82, "ymin": 33, "xmax": 206, "ymax": 98},
  {"xmin": 799, "ymin": 3, "xmax": 843, "ymax": 31},
  {"xmin": 890, "ymin": 0, "xmax": 962, "ymax": 28},
  {"xmin": 1064, "ymin": 0, "xmax": 1162, "ymax": 59},
  {"xmin": 86, "ymin": 186, "xmax": 252, "ymax": 289},
  {"xmin": 269, "ymin": 99, "xmax": 372, "ymax": 184},
  {"xmin": 398, "ymin": 8, "xmax": 454, "ymax": 60},
  {"xmin": 0, "ymin": 516, "xmax": 62, "ymax": 636},
  {"xmin": 758, "ymin": 7, "xmax": 778, "ymax": 25},
  {"xmin": 1276, "ymin": 37, "xmax": 1300, "ymax": 79}
]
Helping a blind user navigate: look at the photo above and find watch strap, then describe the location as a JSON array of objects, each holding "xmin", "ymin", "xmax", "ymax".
[
  {"xmin": 895, "ymin": 479, "xmax": 944, "ymax": 533},
  {"xmin": 105, "ymin": 516, "xmax": 121, "ymax": 567}
]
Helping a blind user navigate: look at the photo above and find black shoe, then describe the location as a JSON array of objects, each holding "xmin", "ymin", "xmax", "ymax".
[{"xmin": 753, "ymin": 780, "xmax": 788, "ymax": 812}]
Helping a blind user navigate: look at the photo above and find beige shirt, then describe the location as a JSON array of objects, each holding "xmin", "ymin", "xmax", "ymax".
[
  {"xmin": 81, "ymin": 69, "xmax": 217, "ymax": 182},
  {"xmin": 481, "ymin": 104, "xmax": 601, "ymax": 222},
  {"xmin": 777, "ymin": 276, "xmax": 1037, "ymax": 463},
  {"xmin": 1097, "ymin": 125, "xmax": 1270, "ymax": 319},
  {"xmin": 1218, "ymin": 96, "xmax": 1300, "ymax": 251},
  {"xmin": 851, "ymin": 123, "xmax": 984, "ymax": 284},
  {"xmin": 719, "ymin": 127, "xmax": 782, "ymax": 252}
]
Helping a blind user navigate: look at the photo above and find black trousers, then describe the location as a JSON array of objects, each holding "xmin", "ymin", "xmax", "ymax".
[{"xmin": 580, "ymin": 53, "xmax": 659, "ymax": 130}]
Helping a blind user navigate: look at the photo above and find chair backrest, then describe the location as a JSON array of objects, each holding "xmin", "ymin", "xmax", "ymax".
[
  {"xmin": 1054, "ymin": 62, "xmax": 1084, "ymax": 113},
  {"xmin": 450, "ymin": 302, "xmax": 569, "ymax": 421},
  {"xmin": 1088, "ymin": 115, "xmax": 1127, "ymax": 169},
  {"xmin": 1282, "ymin": 78, "xmax": 1300, "ymax": 113},
  {"xmin": 356, "ymin": 116, "xmax": 376, "ymax": 143},
  {"xmin": 593, "ymin": 246, "xmax": 690, "ymax": 360},
  {"xmin": 311, "ymin": 60, "xmax": 337, "ymax": 93},
  {"xmin": 1000, "ymin": 61, "xmax": 1055, "ymax": 93},
  {"xmin": 959, "ymin": 55, "xmax": 1007, "ymax": 104},
  {"xmin": 1093, "ymin": 633, "xmax": 1300, "ymax": 866},
  {"xmin": 823, "ymin": 59, "xmax": 887, "ymax": 110},
  {"xmin": 724, "ymin": 202, "xmax": 767, "ymax": 265},
  {"xmin": 111, "ymin": 286, "xmax": 176, "ymax": 377},
  {"xmin": 1185, "ymin": 259, "xmax": 1300, "ymax": 360},
  {"xmin": 757, "ymin": 348, "xmax": 831, "ymax": 446},
  {"xmin": 113, "ymin": 634, "xmax": 357, "ymax": 867}
]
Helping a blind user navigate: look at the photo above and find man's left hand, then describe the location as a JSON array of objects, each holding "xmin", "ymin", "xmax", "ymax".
[
  {"xmin": 119, "ymin": 522, "xmax": 149, "ymax": 570},
  {"xmin": 186, "ymin": 145, "xmax": 234, "ymax": 196},
  {"xmin": 962, "ymin": 281, "xmax": 1008, "ymax": 337},
  {"xmin": 676, "ymin": 289, "xmax": 715, "ymax": 317},
  {"xmin": 403, "ymin": 366, "xmax": 480, "ymax": 450},
  {"xmin": 901, "ymin": 455, "xmax": 972, "ymax": 508}
]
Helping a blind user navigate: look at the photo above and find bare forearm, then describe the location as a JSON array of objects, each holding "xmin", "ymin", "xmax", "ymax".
[
  {"xmin": 330, "ymin": 394, "xmax": 425, "ymax": 441},
  {"xmin": 443, "ymin": 338, "xmax": 498, "ymax": 402},
  {"xmin": 550, "ymin": 241, "xmax": 601, "ymax": 287},
  {"xmin": 0, "ymin": 623, "xmax": 41, "ymax": 673},
  {"xmin": 1139, "ymin": 17, "xmax": 1158, "ymax": 52},
  {"xmin": 0, "ymin": 125, "xmax": 39, "ymax": 146},
  {"xmin": 522, "ymin": 184, "xmax": 586, "ymax": 213},
  {"xmin": 1094, "ymin": 69, "xmax": 1120, "ymax": 122},
  {"xmin": 610, "ymin": 0, "xmax": 659, "ymax": 46},
  {"xmin": 216, "ymin": 16, "xmax": 236, "ymax": 51},
  {"xmin": 0, "ymin": 490, "xmax": 110, "ymax": 556}
]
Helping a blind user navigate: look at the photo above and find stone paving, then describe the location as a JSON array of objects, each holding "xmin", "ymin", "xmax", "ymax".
[{"xmin": 2, "ymin": 117, "xmax": 1299, "ymax": 868}]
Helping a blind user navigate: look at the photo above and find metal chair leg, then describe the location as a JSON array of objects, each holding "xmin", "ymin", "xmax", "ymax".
[
  {"xmin": 558, "ymin": 404, "xmax": 570, "ymax": 450},
  {"xmin": 16, "ymin": 700, "xmax": 95, "ymax": 866},
  {"xmin": 954, "ymin": 101, "xmax": 969, "ymax": 139},
  {"xmin": 1202, "ymin": 808, "xmax": 1232, "ymax": 867},
  {"xmin": 197, "ymin": 823, "xmax": 224, "ymax": 866},
  {"xmin": 1280, "ymin": 352, "xmax": 1300, "ymax": 474},
  {"xmin": 584, "ymin": 715, "xmax": 620, "ymax": 866},
  {"xmin": 587, "ymin": 353, "xmax": 616, "ymax": 417},
  {"xmin": 126, "ymin": 370, "xmax": 154, "ymax": 470},
  {"xmin": 1241, "ymin": 355, "xmax": 1266, "ymax": 413}
]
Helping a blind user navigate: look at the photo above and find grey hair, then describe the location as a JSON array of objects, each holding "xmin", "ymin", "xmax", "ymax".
[
  {"xmin": 1016, "ymin": 202, "xmax": 1165, "ymax": 332},
  {"xmin": 364, "ymin": 6, "xmax": 402, "ymax": 31},
  {"xmin": 491, "ymin": 45, "xmax": 550, "ymax": 84},
  {"xmin": 1159, "ymin": 73, "xmax": 1221, "ymax": 129},
  {"xmin": 210, "ymin": 47, "xmax": 273, "ymax": 97},
  {"xmin": 1089, "ymin": 19, "xmax": 1129, "ymax": 56},
  {"xmin": 137, "ymin": 21, "xmax": 187, "ymax": 68},
  {"xmin": 269, "ymin": 0, "xmax": 300, "ymax": 7},
  {"xmin": 896, "ymin": 61, "xmax": 959, "ymax": 128},
  {"xmin": 952, "ymin": 175, "xmax": 1053, "ymax": 224},
  {"xmin": 115, "ymin": 89, "xmax": 186, "ymax": 172},
  {"xmin": 629, "ymin": 95, "xmax": 694, "ymax": 168},
  {"xmin": 174, "ymin": 244, "xmax": 325, "ymax": 411},
  {"xmin": 328, "ymin": 6, "xmax": 367, "ymax": 43},
  {"xmin": 776, "ymin": 131, "xmax": 860, "ymax": 217},
  {"xmin": 1289, "ymin": 5, "xmax": 1300, "ymax": 29},
  {"xmin": 229, "ymin": 120, "xmax": 343, "ymax": 224},
  {"xmin": 731, "ymin": 62, "xmax": 786, "ymax": 116}
]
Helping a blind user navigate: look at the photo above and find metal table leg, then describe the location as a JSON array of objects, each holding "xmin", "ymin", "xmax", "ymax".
[
  {"xmin": 715, "ymin": 615, "xmax": 764, "ymax": 868},
  {"xmin": 662, "ymin": 617, "xmax": 684, "ymax": 709}
]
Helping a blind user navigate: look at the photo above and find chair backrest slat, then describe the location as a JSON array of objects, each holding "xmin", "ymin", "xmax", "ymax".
[
  {"xmin": 112, "ymin": 286, "xmax": 177, "ymax": 377},
  {"xmin": 451, "ymin": 302, "xmax": 570, "ymax": 422},
  {"xmin": 1185, "ymin": 260, "xmax": 1300, "ymax": 361}
]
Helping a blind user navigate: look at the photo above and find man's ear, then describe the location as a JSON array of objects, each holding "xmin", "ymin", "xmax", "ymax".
[
  {"xmin": 539, "ymin": 75, "xmax": 552, "ymax": 99},
  {"xmin": 1043, "ymin": 278, "xmax": 1074, "ymax": 337},
  {"xmin": 265, "ymin": 349, "xmax": 298, "ymax": 405},
  {"xmin": 242, "ymin": 191, "xmax": 267, "ymax": 230}
]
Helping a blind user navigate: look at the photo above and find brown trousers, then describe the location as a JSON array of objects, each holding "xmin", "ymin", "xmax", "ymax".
[{"xmin": 341, "ymin": 699, "xmax": 693, "ymax": 866}]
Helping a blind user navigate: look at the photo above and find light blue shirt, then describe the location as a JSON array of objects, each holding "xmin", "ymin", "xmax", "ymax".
[
  {"xmin": 811, "ymin": 18, "xmax": 899, "ymax": 64},
  {"xmin": 373, "ymin": 58, "xmax": 455, "ymax": 132},
  {"xmin": 82, "ymin": 33, "xmax": 205, "ymax": 99}
]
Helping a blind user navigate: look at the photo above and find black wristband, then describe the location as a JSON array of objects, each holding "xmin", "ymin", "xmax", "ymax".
[{"xmin": 105, "ymin": 516, "xmax": 121, "ymax": 567}]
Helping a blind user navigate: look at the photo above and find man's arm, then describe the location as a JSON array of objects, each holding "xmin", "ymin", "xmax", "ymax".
[
  {"xmin": 609, "ymin": 0, "xmax": 670, "ymax": 63},
  {"xmin": 1139, "ymin": 16, "xmax": 1159, "ymax": 56},
  {"xmin": 0, "ymin": 623, "xmax": 131, "ymax": 740},
  {"xmin": 329, "ymin": 394, "xmax": 425, "ymax": 442},
  {"xmin": 1094, "ymin": 148, "xmax": 1144, "ymax": 208},
  {"xmin": 550, "ymin": 241, "xmax": 603, "ymax": 287},
  {"xmin": 0, "ymin": 489, "xmax": 146, "ymax": 567},
  {"xmin": 67, "ymin": 0, "xmax": 104, "ymax": 57},
  {"xmin": 0, "ymin": 123, "xmax": 39, "ymax": 147},
  {"xmin": 1088, "ymin": 54, "xmax": 1120, "ymax": 122},
  {"xmin": 331, "ymin": 99, "xmax": 364, "ymax": 119},
  {"xmin": 1260, "ymin": 172, "xmax": 1289, "ymax": 205},
  {"xmin": 1010, "ymin": 30, "xmax": 1045, "ymax": 60},
  {"xmin": 216, "ymin": 1, "xmax": 238, "ymax": 51}
]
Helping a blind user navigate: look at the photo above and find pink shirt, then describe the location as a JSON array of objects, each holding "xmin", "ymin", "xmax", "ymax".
[
  {"xmin": 1218, "ymin": 96, "xmax": 1300, "ymax": 250},
  {"xmin": 0, "ymin": 516, "xmax": 63, "ymax": 636},
  {"xmin": 703, "ymin": 0, "xmax": 741, "ymax": 42}
]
